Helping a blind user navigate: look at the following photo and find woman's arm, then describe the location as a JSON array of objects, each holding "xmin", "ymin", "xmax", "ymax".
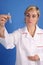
[
  {"xmin": 0, "ymin": 28, "xmax": 15, "ymax": 49},
  {"xmin": 0, "ymin": 15, "xmax": 19, "ymax": 49}
]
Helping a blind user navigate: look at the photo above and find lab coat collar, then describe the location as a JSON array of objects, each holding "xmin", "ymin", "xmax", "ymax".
[
  {"xmin": 22, "ymin": 25, "xmax": 40, "ymax": 39},
  {"xmin": 24, "ymin": 25, "xmax": 40, "ymax": 33}
]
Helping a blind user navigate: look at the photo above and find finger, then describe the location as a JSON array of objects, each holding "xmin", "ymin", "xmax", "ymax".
[
  {"xmin": 0, "ymin": 16, "xmax": 9, "ymax": 26},
  {"xmin": 0, "ymin": 18, "xmax": 6, "ymax": 24},
  {"xmin": 34, "ymin": 55, "xmax": 40, "ymax": 60},
  {"xmin": 0, "ymin": 15, "xmax": 11, "ymax": 20},
  {"xmin": 0, "ymin": 17, "xmax": 6, "ymax": 21}
]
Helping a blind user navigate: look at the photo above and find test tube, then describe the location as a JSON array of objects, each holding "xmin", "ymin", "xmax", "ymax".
[{"xmin": 8, "ymin": 12, "xmax": 12, "ymax": 23}]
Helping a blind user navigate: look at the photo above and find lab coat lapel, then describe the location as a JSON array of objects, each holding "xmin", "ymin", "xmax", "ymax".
[
  {"xmin": 21, "ymin": 25, "xmax": 41, "ymax": 41},
  {"xmin": 22, "ymin": 25, "xmax": 40, "ymax": 39},
  {"xmin": 22, "ymin": 26, "xmax": 32, "ymax": 39}
]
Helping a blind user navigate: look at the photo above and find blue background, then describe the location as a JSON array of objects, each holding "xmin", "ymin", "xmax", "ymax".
[{"xmin": 0, "ymin": 0, "xmax": 43, "ymax": 65}]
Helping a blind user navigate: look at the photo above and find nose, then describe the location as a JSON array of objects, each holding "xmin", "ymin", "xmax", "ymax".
[{"xmin": 29, "ymin": 16, "xmax": 33, "ymax": 21}]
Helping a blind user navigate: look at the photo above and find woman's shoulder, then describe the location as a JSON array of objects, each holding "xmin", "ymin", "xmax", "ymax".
[
  {"xmin": 13, "ymin": 26, "xmax": 26, "ymax": 34},
  {"xmin": 37, "ymin": 26, "xmax": 43, "ymax": 34}
]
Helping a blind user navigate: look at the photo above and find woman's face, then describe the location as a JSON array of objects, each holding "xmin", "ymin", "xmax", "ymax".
[{"xmin": 25, "ymin": 10, "xmax": 39, "ymax": 27}]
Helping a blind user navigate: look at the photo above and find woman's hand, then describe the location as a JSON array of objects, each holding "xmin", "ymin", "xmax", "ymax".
[
  {"xmin": 0, "ymin": 14, "xmax": 10, "ymax": 26},
  {"xmin": 27, "ymin": 55, "xmax": 40, "ymax": 61},
  {"xmin": 0, "ymin": 14, "xmax": 10, "ymax": 38}
]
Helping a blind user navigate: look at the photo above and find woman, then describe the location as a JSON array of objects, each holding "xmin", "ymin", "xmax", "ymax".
[{"xmin": 0, "ymin": 5, "xmax": 43, "ymax": 65}]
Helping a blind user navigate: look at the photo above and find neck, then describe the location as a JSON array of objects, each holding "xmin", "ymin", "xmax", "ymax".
[{"xmin": 27, "ymin": 25, "xmax": 36, "ymax": 37}]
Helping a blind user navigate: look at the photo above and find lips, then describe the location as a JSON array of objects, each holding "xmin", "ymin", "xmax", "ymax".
[{"xmin": 29, "ymin": 21, "xmax": 32, "ymax": 23}]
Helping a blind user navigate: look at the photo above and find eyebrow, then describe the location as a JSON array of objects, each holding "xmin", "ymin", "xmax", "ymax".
[{"xmin": 26, "ymin": 13, "xmax": 37, "ymax": 15}]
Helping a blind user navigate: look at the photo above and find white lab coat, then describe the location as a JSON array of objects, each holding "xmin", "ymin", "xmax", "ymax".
[{"xmin": 0, "ymin": 25, "xmax": 43, "ymax": 65}]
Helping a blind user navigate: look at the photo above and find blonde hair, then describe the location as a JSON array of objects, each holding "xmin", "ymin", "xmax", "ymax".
[{"xmin": 24, "ymin": 5, "xmax": 40, "ymax": 17}]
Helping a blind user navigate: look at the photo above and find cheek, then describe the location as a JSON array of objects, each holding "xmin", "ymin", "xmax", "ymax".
[
  {"xmin": 34, "ymin": 18, "xmax": 38, "ymax": 23},
  {"xmin": 32, "ymin": 17, "xmax": 38, "ymax": 22},
  {"xmin": 25, "ymin": 17, "xmax": 29, "ymax": 22}
]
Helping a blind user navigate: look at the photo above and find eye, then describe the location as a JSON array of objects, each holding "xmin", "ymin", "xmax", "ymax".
[
  {"xmin": 32, "ymin": 14, "xmax": 36, "ymax": 18},
  {"xmin": 26, "ymin": 14, "xmax": 30, "ymax": 17}
]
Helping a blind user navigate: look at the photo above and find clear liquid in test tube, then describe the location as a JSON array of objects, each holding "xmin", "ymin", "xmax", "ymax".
[{"xmin": 8, "ymin": 12, "xmax": 12, "ymax": 23}]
